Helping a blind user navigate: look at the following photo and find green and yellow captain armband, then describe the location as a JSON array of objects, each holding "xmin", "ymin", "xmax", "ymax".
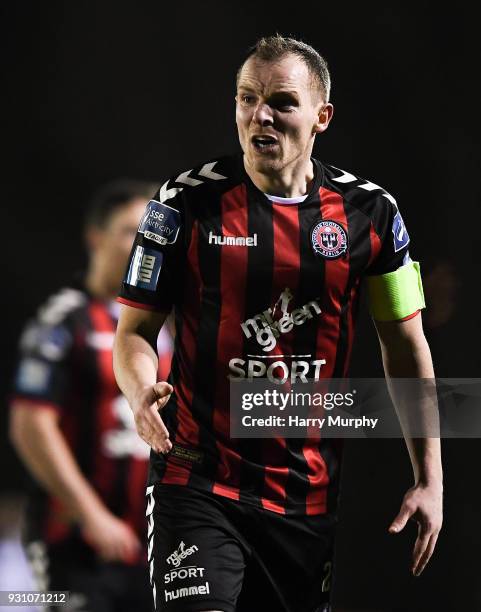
[{"xmin": 367, "ymin": 261, "xmax": 426, "ymax": 322}]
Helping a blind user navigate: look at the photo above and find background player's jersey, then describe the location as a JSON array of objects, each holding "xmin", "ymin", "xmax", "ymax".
[
  {"xmin": 118, "ymin": 153, "xmax": 412, "ymax": 516},
  {"xmin": 11, "ymin": 283, "xmax": 173, "ymax": 550}
]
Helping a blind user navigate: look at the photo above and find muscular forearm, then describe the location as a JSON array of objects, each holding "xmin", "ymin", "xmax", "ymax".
[
  {"xmin": 10, "ymin": 408, "xmax": 109, "ymax": 522},
  {"xmin": 113, "ymin": 306, "xmax": 167, "ymax": 407},
  {"xmin": 380, "ymin": 328, "xmax": 433, "ymax": 378},
  {"xmin": 113, "ymin": 330, "xmax": 159, "ymax": 407},
  {"xmin": 113, "ymin": 305, "xmax": 172, "ymax": 454},
  {"xmin": 378, "ymin": 319, "xmax": 442, "ymax": 487}
]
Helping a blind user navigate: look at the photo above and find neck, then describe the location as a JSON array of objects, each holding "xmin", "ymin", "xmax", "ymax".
[{"xmin": 243, "ymin": 154, "xmax": 315, "ymax": 198}]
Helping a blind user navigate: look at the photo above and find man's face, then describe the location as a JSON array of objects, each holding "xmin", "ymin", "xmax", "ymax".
[
  {"xmin": 236, "ymin": 54, "xmax": 332, "ymax": 176},
  {"xmin": 88, "ymin": 198, "xmax": 147, "ymax": 290}
]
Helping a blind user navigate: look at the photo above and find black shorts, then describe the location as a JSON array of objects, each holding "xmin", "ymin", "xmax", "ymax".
[{"xmin": 147, "ymin": 483, "xmax": 335, "ymax": 612}]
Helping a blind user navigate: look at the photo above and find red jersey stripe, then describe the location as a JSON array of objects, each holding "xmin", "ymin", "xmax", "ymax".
[
  {"xmin": 212, "ymin": 184, "xmax": 250, "ymax": 498},
  {"xmin": 116, "ymin": 297, "xmax": 161, "ymax": 311},
  {"xmin": 317, "ymin": 187, "xmax": 351, "ymax": 378}
]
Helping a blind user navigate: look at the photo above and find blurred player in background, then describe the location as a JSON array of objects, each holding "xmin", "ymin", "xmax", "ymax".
[{"xmin": 9, "ymin": 180, "xmax": 173, "ymax": 612}]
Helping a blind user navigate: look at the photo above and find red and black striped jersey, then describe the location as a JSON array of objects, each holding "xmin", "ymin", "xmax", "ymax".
[
  {"xmin": 11, "ymin": 283, "xmax": 173, "ymax": 552},
  {"xmin": 118, "ymin": 153, "xmax": 412, "ymax": 516}
]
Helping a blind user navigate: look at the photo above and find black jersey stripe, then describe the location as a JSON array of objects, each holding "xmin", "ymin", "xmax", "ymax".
[
  {"xmin": 212, "ymin": 184, "xmax": 250, "ymax": 500},
  {"xmin": 237, "ymin": 184, "xmax": 275, "ymax": 508},
  {"xmin": 332, "ymin": 199, "xmax": 369, "ymax": 377},
  {"xmin": 158, "ymin": 221, "xmax": 203, "ymax": 486},
  {"xmin": 186, "ymin": 193, "xmax": 223, "ymax": 491}
]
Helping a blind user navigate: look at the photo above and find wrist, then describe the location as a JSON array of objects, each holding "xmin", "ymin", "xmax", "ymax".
[{"xmin": 414, "ymin": 472, "xmax": 443, "ymax": 490}]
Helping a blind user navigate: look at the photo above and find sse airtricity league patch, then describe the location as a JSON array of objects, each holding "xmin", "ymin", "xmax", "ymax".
[
  {"xmin": 138, "ymin": 200, "xmax": 180, "ymax": 246},
  {"xmin": 392, "ymin": 211, "xmax": 410, "ymax": 252}
]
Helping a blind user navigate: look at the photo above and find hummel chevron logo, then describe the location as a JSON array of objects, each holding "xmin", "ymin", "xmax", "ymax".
[
  {"xmin": 158, "ymin": 181, "xmax": 183, "ymax": 203},
  {"xmin": 176, "ymin": 170, "xmax": 203, "ymax": 187},
  {"xmin": 158, "ymin": 161, "xmax": 227, "ymax": 204},
  {"xmin": 198, "ymin": 161, "xmax": 227, "ymax": 180},
  {"xmin": 331, "ymin": 166, "xmax": 397, "ymax": 205},
  {"xmin": 331, "ymin": 168, "xmax": 357, "ymax": 183}
]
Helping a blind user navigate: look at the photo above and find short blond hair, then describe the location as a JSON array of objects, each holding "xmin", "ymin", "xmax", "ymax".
[{"xmin": 237, "ymin": 34, "xmax": 331, "ymax": 102}]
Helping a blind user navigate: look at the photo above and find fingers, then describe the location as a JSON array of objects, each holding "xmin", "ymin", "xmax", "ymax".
[
  {"xmin": 135, "ymin": 403, "xmax": 172, "ymax": 454},
  {"xmin": 388, "ymin": 503, "xmax": 414, "ymax": 534},
  {"xmin": 153, "ymin": 381, "xmax": 173, "ymax": 402},
  {"xmin": 143, "ymin": 406, "xmax": 172, "ymax": 453},
  {"xmin": 412, "ymin": 529, "xmax": 440, "ymax": 576},
  {"xmin": 134, "ymin": 383, "xmax": 174, "ymax": 454},
  {"xmin": 389, "ymin": 485, "xmax": 443, "ymax": 576},
  {"xmin": 411, "ymin": 522, "xmax": 430, "ymax": 575}
]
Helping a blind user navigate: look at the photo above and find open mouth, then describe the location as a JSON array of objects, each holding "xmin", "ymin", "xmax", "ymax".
[{"xmin": 251, "ymin": 135, "xmax": 278, "ymax": 152}]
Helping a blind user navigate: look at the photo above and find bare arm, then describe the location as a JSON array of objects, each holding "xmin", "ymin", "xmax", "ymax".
[
  {"xmin": 113, "ymin": 304, "xmax": 173, "ymax": 454},
  {"xmin": 10, "ymin": 404, "xmax": 140, "ymax": 561},
  {"xmin": 375, "ymin": 313, "xmax": 443, "ymax": 576}
]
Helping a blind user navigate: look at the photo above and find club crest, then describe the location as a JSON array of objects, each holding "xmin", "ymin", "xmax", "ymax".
[{"xmin": 311, "ymin": 220, "xmax": 348, "ymax": 259}]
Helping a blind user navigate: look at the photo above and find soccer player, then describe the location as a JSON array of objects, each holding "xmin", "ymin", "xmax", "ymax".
[
  {"xmin": 113, "ymin": 35, "xmax": 443, "ymax": 612},
  {"xmin": 10, "ymin": 180, "xmax": 173, "ymax": 612}
]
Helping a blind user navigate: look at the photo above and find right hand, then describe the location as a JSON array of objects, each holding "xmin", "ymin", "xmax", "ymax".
[
  {"xmin": 81, "ymin": 509, "xmax": 141, "ymax": 563},
  {"xmin": 132, "ymin": 382, "xmax": 173, "ymax": 454}
]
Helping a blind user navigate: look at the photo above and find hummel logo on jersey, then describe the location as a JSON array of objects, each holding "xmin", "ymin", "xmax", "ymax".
[
  {"xmin": 158, "ymin": 161, "xmax": 227, "ymax": 204},
  {"xmin": 241, "ymin": 288, "xmax": 322, "ymax": 352},
  {"xmin": 208, "ymin": 231, "xmax": 258, "ymax": 247},
  {"xmin": 166, "ymin": 541, "xmax": 199, "ymax": 568}
]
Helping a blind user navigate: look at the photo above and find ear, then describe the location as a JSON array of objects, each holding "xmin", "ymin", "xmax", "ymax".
[{"xmin": 313, "ymin": 103, "xmax": 334, "ymax": 135}]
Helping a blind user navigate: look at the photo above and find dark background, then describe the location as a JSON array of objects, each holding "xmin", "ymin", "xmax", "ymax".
[{"xmin": 2, "ymin": 2, "xmax": 480, "ymax": 610}]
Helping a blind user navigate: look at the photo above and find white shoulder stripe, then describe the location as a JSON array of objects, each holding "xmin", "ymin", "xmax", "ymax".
[
  {"xmin": 158, "ymin": 181, "xmax": 183, "ymax": 203},
  {"xmin": 176, "ymin": 170, "xmax": 203, "ymax": 187},
  {"xmin": 157, "ymin": 161, "xmax": 227, "ymax": 204},
  {"xmin": 331, "ymin": 166, "xmax": 397, "ymax": 206},
  {"xmin": 198, "ymin": 161, "xmax": 227, "ymax": 180},
  {"xmin": 331, "ymin": 167, "xmax": 357, "ymax": 183},
  {"xmin": 382, "ymin": 192, "xmax": 397, "ymax": 205},
  {"xmin": 358, "ymin": 180, "xmax": 381, "ymax": 192}
]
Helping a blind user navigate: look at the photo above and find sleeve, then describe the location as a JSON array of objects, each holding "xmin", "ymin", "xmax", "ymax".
[
  {"xmin": 117, "ymin": 183, "xmax": 187, "ymax": 313},
  {"xmin": 366, "ymin": 198, "xmax": 425, "ymax": 321},
  {"xmin": 11, "ymin": 316, "xmax": 74, "ymax": 411},
  {"xmin": 366, "ymin": 199, "xmax": 411, "ymax": 277}
]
